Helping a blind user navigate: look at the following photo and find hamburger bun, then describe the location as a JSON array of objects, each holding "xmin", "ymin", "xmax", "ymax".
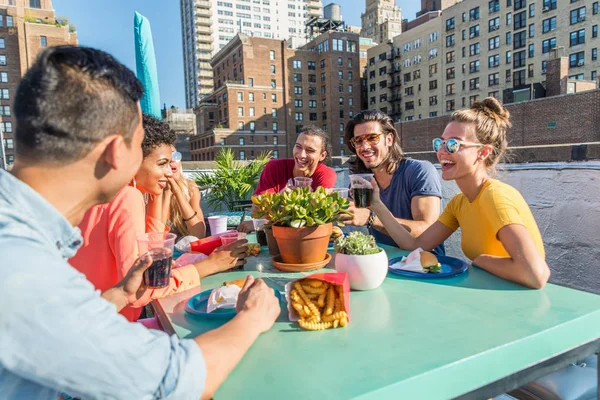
[
  {"xmin": 330, "ymin": 226, "xmax": 344, "ymax": 241},
  {"xmin": 420, "ymin": 251, "xmax": 442, "ymax": 273},
  {"xmin": 224, "ymin": 278, "xmax": 247, "ymax": 288}
]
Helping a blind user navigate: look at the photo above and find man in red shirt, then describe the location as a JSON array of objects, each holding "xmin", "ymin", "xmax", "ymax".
[{"xmin": 238, "ymin": 126, "xmax": 337, "ymax": 232}]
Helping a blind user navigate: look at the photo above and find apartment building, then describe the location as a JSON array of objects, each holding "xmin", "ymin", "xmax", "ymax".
[
  {"xmin": 189, "ymin": 31, "xmax": 373, "ymax": 161},
  {"xmin": 367, "ymin": 0, "xmax": 600, "ymax": 121},
  {"xmin": 360, "ymin": 0, "xmax": 402, "ymax": 43},
  {"xmin": 180, "ymin": 0, "xmax": 323, "ymax": 109},
  {"xmin": 0, "ymin": 0, "xmax": 77, "ymax": 168}
]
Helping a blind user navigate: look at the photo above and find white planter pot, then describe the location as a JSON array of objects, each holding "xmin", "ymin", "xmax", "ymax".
[{"xmin": 334, "ymin": 249, "xmax": 389, "ymax": 290}]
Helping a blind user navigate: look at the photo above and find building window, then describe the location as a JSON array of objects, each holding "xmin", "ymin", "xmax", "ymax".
[
  {"xmin": 240, "ymin": 137, "xmax": 245, "ymax": 145},
  {"xmin": 30, "ymin": 0, "xmax": 41, "ymax": 8},
  {"xmin": 514, "ymin": 11, "xmax": 526, "ymax": 30},
  {"xmin": 570, "ymin": 7, "xmax": 586, "ymax": 25},
  {"xmin": 543, "ymin": 0, "xmax": 557, "ymax": 10},
  {"xmin": 250, "ymin": 121, "xmax": 255, "ymax": 132},
  {"xmin": 513, "ymin": 69, "xmax": 526, "ymax": 87},
  {"xmin": 592, "ymin": 48, "xmax": 598, "ymax": 61},
  {"xmin": 1, "ymin": 122, "xmax": 12, "ymax": 133},
  {"xmin": 270, "ymin": 65, "xmax": 275, "ymax": 74},
  {"xmin": 514, "ymin": 50, "xmax": 526, "ymax": 68},
  {"xmin": 469, "ymin": 42, "xmax": 480, "ymax": 56},
  {"xmin": 506, "ymin": 50, "xmax": 512, "ymax": 64},
  {"xmin": 272, "ymin": 122, "xmax": 278, "ymax": 131},
  {"xmin": 569, "ymin": 51, "xmax": 585, "ymax": 67},
  {"xmin": 529, "ymin": 3, "xmax": 535, "ymax": 17},
  {"xmin": 594, "ymin": 25, "xmax": 598, "ymax": 38},
  {"xmin": 294, "ymin": 73, "xmax": 302, "ymax": 82},
  {"xmin": 469, "ymin": 25, "xmax": 480, "ymax": 38},
  {"xmin": 446, "ymin": 99, "xmax": 455, "ymax": 111},
  {"xmin": 271, "ymin": 94, "xmax": 276, "ymax": 102},
  {"xmin": 1, "ymin": 89, "xmax": 9, "ymax": 100},
  {"xmin": 221, "ymin": 138, "xmax": 225, "ymax": 146},
  {"xmin": 469, "ymin": 7, "xmax": 480, "ymax": 20},
  {"xmin": 570, "ymin": 29, "xmax": 586, "ymax": 46},
  {"xmin": 237, "ymin": 107, "xmax": 244, "ymax": 116},
  {"xmin": 542, "ymin": 37, "xmax": 556, "ymax": 53},
  {"xmin": 529, "ymin": 24, "xmax": 535, "ymax": 38},
  {"xmin": 293, "ymin": 60, "xmax": 302, "ymax": 69},
  {"xmin": 489, "ymin": 54, "xmax": 500, "ymax": 68},
  {"xmin": 40, "ymin": 36, "xmax": 47, "ymax": 47},
  {"xmin": 0, "ymin": 55, "xmax": 6, "ymax": 66},
  {"xmin": 248, "ymin": 77, "xmax": 254, "ymax": 87},
  {"xmin": 249, "ymin": 107, "xmax": 255, "ymax": 117},
  {"xmin": 273, "ymin": 150, "xmax": 278, "ymax": 159},
  {"xmin": 489, "ymin": 0, "xmax": 500, "ymax": 13},
  {"xmin": 6, "ymin": 16, "xmax": 13, "ymax": 27},
  {"xmin": 0, "ymin": 72, "xmax": 7, "ymax": 83},
  {"xmin": 269, "ymin": 50, "xmax": 275, "ymax": 60},
  {"xmin": 0, "ymin": 38, "xmax": 4, "ymax": 49},
  {"xmin": 488, "ymin": 72, "xmax": 500, "ymax": 86},
  {"xmin": 295, "ymin": 112, "xmax": 303, "ymax": 121},
  {"xmin": 239, "ymin": 151, "xmax": 245, "ymax": 160}
]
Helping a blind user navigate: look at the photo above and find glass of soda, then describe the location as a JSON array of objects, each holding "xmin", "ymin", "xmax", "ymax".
[
  {"xmin": 349, "ymin": 173, "xmax": 374, "ymax": 208},
  {"xmin": 136, "ymin": 232, "xmax": 176, "ymax": 288}
]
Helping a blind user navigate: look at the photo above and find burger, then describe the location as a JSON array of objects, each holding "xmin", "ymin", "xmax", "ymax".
[
  {"xmin": 420, "ymin": 251, "xmax": 442, "ymax": 273},
  {"xmin": 330, "ymin": 226, "xmax": 344, "ymax": 242}
]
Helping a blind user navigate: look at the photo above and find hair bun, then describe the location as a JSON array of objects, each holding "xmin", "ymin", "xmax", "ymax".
[{"xmin": 472, "ymin": 97, "xmax": 511, "ymax": 127}]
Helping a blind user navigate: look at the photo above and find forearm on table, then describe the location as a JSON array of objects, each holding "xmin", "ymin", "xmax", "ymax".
[
  {"xmin": 370, "ymin": 203, "xmax": 419, "ymax": 249},
  {"xmin": 473, "ymin": 255, "xmax": 549, "ymax": 289},
  {"xmin": 195, "ymin": 311, "xmax": 261, "ymax": 400}
]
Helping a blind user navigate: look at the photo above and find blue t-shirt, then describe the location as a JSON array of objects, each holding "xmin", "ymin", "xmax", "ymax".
[{"xmin": 370, "ymin": 159, "xmax": 445, "ymax": 256}]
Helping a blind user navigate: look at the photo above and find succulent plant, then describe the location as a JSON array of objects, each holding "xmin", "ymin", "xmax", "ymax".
[
  {"xmin": 334, "ymin": 231, "xmax": 381, "ymax": 256},
  {"xmin": 250, "ymin": 186, "xmax": 352, "ymax": 228}
]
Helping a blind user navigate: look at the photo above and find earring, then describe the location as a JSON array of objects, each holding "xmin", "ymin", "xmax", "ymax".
[{"xmin": 132, "ymin": 178, "xmax": 137, "ymax": 188}]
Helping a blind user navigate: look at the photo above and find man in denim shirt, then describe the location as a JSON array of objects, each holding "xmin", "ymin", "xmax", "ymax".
[{"xmin": 0, "ymin": 46, "xmax": 280, "ymax": 399}]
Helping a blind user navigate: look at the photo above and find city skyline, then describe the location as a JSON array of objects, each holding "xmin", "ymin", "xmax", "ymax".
[{"xmin": 53, "ymin": 0, "xmax": 419, "ymax": 110}]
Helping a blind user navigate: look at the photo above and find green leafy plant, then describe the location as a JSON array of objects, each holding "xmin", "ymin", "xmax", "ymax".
[
  {"xmin": 334, "ymin": 232, "xmax": 381, "ymax": 255},
  {"xmin": 251, "ymin": 186, "xmax": 352, "ymax": 228},
  {"xmin": 193, "ymin": 148, "xmax": 271, "ymax": 211}
]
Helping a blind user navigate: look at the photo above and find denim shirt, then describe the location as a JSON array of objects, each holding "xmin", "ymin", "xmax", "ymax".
[{"xmin": 0, "ymin": 170, "xmax": 206, "ymax": 399}]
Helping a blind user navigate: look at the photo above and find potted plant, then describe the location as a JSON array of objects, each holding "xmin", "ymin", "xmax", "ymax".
[
  {"xmin": 334, "ymin": 232, "xmax": 388, "ymax": 290},
  {"xmin": 193, "ymin": 148, "xmax": 271, "ymax": 211},
  {"xmin": 251, "ymin": 187, "xmax": 351, "ymax": 264}
]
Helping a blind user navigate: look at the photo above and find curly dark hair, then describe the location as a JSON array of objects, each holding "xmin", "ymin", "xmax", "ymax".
[{"xmin": 141, "ymin": 113, "xmax": 177, "ymax": 157}]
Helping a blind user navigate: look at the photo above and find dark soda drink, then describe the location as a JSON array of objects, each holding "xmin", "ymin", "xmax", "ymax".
[
  {"xmin": 144, "ymin": 248, "xmax": 172, "ymax": 288},
  {"xmin": 352, "ymin": 188, "xmax": 373, "ymax": 208},
  {"xmin": 256, "ymin": 230, "xmax": 268, "ymax": 246}
]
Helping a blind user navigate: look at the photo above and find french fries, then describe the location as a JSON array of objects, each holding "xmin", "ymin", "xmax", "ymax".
[
  {"xmin": 246, "ymin": 243, "xmax": 260, "ymax": 257},
  {"xmin": 290, "ymin": 279, "xmax": 348, "ymax": 330}
]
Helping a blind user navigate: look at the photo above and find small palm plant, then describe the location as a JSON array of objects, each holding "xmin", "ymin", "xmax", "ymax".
[{"xmin": 193, "ymin": 148, "xmax": 271, "ymax": 211}]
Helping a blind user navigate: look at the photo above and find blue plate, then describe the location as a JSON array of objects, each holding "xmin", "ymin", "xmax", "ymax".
[
  {"xmin": 185, "ymin": 288, "xmax": 283, "ymax": 319},
  {"xmin": 388, "ymin": 255, "xmax": 468, "ymax": 279}
]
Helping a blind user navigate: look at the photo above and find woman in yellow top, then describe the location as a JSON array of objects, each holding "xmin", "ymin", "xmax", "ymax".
[{"xmin": 370, "ymin": 97, "xmax": 550, "ymax": 289}]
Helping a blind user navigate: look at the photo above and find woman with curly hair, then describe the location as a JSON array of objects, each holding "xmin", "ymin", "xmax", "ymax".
[
  {"xmin": 369, "ymin": 98, "xmax": 550, "ymax": 289},
  {"xmin": 70, "ymin": 114, "xmax": 246, "ymax": 321}
]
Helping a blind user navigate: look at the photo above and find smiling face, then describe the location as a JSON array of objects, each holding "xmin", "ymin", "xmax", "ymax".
[
  {"xmin": 437, "ymin": 121, "xmax": 486, "ymax": 181},
  {"xmin": 134, "ymin": 143, "xmax": 173, "ymax": 195},
  {"xmin": 293, "ymin": 132, "xmax": 327, "ymax": 176},
  {"xmin": 352, "ymin": 121, "xmax": 394, "ymax": 171}
]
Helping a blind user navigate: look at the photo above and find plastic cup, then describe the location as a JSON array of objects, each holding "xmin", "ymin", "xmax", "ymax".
[
  {"xmin": 294, "ymin": 177, "xmax": 313, "ymax": 188},
  {"xmin": 332, "ymin": 188, "xmax": 349, "ymax": 198},
  {"xmin": 136, "ymin": 232, "xmax": 176, "ymax": 288},
  {"xmin": 252, "ymin": 218, "xmax": 267, "ymax": 231},
  {"xmin": 349, "ymin": 173, "xmax": 374, "ymax": 208},
  {"xmin": 220, "ymin": 231, "xmax": 247, "ymax": 246},
  {"xmin": 208, "ymin": 215, "xmax": 228, "ymax": 235}
]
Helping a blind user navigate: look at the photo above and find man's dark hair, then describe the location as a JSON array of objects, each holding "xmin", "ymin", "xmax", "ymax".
[
  {"xmin": 344, "ymin": 110, "xmax": 405, "ymax": 174},
  {"xmin": 14, "ymin": 46, "xmax": 144, "ymax": 164},
  {"xmin": 298, "ymin": 125, "xmax": 332, "ymax": 164},
  {"xmin": 142, "ymin": 114, "xmax": 177, "ymax": 158}
]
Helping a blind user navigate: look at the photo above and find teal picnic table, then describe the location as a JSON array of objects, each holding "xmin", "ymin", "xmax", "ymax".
[{"xmin": 152, "ymin": 241, "xmax": 600, "ymax": 399}]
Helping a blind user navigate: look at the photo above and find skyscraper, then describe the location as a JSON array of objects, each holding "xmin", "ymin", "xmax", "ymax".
[
  {"xmin": 360, "ymin": 0, "xmax": 402, "ymax": 43},
  {"xmin": 180, "ymin": 0, "xmax": 323, "ymax": 110}
]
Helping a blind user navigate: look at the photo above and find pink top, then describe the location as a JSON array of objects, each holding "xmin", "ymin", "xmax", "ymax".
[
  {"xmin": 69, "ymin": 186, "xmax": 201, "ymax": 322},
  {"xmin": 254, "ymin": 159, "xmax": 337, "ymax": 195}
]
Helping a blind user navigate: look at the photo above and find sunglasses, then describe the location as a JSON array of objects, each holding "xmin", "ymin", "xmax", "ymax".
[
  {"xmin": 432, "ymin": 138, "xmax": 483, "ymax": 154},
  {"xmin": 349, "ymin": 133, "xmax": 383, "ymax": 148},
  {"xmin": 171, "ymin": 151, "xmax": 182, "ymax": 162}
]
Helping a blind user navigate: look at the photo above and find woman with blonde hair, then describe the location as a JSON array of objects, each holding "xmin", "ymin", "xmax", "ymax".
[
  {"xmin": 370, "ymin": 97, "xmax": 550, "ymax": 289},
  {"xmin": 163, "ymin": 146, "xmax": 206, "ymax": 239}
]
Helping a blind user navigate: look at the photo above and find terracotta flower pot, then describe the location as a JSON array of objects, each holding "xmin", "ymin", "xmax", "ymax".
[
  {"xmin": 264, "ymin": 225, "xmax": 280, "ymax": 256},
  {"xmin": 272, "ymin": 223, "xmax": 332, "ymax": 264}
]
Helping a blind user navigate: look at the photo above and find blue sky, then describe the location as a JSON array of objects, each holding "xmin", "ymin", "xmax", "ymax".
[{"xmin": 53, "ymin": 0, "xmax": 419, "ymax": 110}]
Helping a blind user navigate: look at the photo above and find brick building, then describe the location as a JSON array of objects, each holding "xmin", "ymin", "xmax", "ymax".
[
  {"xmin": 0, "ymin": 0, "xmax": 77, "ymax": 168},
  {"xmin": 189, "ymin": 31, "xmax": 374, "ymax": 161},
  {"xmin": 367, "ymin": 0, "xmax": 600, "ymax": 122}
]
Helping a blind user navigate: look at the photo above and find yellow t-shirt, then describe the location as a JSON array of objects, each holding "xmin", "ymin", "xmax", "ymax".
[{"xmin": 438, "ymin": 179, "xmax": 545, "ymax": 261}]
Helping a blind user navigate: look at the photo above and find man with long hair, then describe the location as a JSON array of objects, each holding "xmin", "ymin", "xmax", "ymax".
[{"xmin": 340, "ymin": 110, "xmax": 444, "ymax": 255}]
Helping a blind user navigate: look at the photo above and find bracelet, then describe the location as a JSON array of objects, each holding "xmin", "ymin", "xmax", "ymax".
[
  {"xmin": 366, "ymin": 211, "xmax": 375, "ymax": 229},
  {"xmin": 182, "ymin": 211, "xmax": 197, "ymax": 222}
]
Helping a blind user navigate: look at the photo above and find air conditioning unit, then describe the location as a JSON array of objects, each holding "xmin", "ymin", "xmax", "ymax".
[
  {"xmin": 469, "ymin": 32, "xmax": 475, "ymax": 38},
  {"xmin": 542, "ymin": 6, "xmax": 550, "ymax": 12},
  {"xmin": 577, "ymin": 60, "xmax": 584, "ymax": 66},
  {"xmin": 475, "ymin": 83, "xmax": 480, "ymax": 89},
  {"xmin": 578, "ymin": 16, "xmax": 586, "ymax": 22},
  {"xmin": 506, "ymin": 77, "xmax": 512, "ymax": 82}
]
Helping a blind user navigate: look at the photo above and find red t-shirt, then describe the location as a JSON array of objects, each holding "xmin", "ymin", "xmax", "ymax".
[{"xmin": 254, "ymin": 159, "xmax": 337, "ymax": 195}]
